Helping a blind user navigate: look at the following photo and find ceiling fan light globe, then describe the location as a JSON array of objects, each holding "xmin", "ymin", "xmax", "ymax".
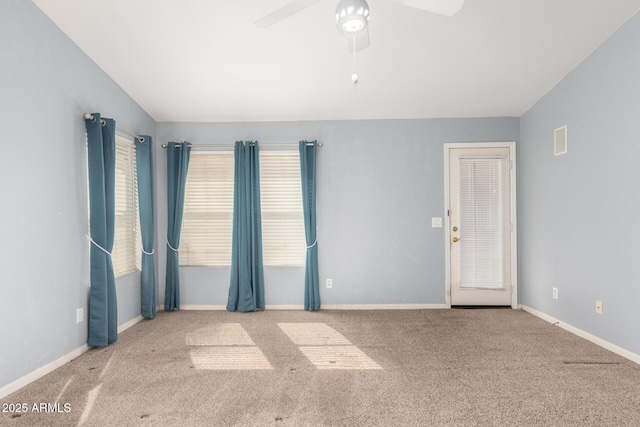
[
  {"xmin": 342, "ymin": 18, "xmax": 365, "ymax": 32},
  {"xmin": 335, "ymin": 0, "xmax": 370, "ymax": 34}
]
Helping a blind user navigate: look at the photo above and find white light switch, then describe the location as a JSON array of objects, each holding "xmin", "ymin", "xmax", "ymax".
[{"xmin": 431, "ymin": 217, "xmax": 443, "ymax": 228}]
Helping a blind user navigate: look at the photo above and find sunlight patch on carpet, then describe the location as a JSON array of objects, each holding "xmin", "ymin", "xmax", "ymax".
[
  {"xmin": 78, "ymin": 383, "xmax": 102, "ymax": 426},
  {"xmin": 189, "ymin": 347, "xmax": 273, "ymax": 370},
  {"xmin": 299, "ymin": 345, "xmax": 382, "ymax": 370},
  {"xmin": 99, "ymin": 353, "xmax": 115, "ymax": 379},
  {"xmin": 278, "ymin": 323, "xmax": 382, "ymax": 370},
  {"xmin": 185, "ymin": 323, "xmax": 255, "ymax": 346},
  {"xmin": 54, "ymin": 377, "xmax": 73, "ymax": 404},
  {"xmin": 278, "ymin": 323, "xmax": 351, "ymax": 345}
]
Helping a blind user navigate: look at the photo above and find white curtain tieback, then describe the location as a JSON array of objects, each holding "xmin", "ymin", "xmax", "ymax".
[
  {"xmin": 86, "ymin": 234, "xmax": 111, "ymax": 256},
  {"xmin": 306, "ymin": 228, "xmax": 318, "ymax": 249},
  {"xmin": 142, "ymin": 248, "xmax": 155, "ymax": 255},
  {"xmin": 167, "ymin": 239, "xmax": 179, "ymax": 252}
]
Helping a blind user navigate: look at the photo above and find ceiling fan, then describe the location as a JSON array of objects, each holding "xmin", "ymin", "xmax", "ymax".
[{"xmin": 255, "ymin": 0, "xmax": 465, "ymax": 53}]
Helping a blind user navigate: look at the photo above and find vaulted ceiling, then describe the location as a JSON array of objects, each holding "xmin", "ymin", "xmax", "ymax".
[{"xmin": 33, "ymin": 0, "xmax": 640, "ymax": 122}]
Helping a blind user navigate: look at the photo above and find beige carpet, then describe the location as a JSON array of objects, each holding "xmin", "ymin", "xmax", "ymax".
[{"xmin": 2, "ymin": 309, "xmax": 639, "ymax": 426}]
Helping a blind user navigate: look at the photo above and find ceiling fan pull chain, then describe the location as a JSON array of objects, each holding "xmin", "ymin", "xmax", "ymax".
[{"xmin": 352, "ymin": 36, "xmax": 358, "ymax": 84}]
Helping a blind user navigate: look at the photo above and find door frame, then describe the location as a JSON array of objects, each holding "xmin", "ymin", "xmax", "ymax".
[{"xmin": 443, "ymin": 142, "xmax": 518, "ymax": 309}]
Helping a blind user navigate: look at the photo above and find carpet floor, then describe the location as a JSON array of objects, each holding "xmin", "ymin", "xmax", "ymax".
[{"xmin": 1, "ymin": 309, "xmax": 639, "ymax": 426}]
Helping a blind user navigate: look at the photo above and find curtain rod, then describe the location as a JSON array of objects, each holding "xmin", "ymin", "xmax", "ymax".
[
  {"xmin": 160, "ymin": 141, "xmax": 323, "ymax": 149},
  {"xmin": 83, "ymin": 113, "xmax": 145, "ymax": 142}
]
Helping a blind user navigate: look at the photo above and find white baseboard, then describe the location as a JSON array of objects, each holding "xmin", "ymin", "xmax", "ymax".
[
  {"xmin": 521, "ymin": 305, "xmax": 640, "ymax": 365},
  {"xmin": 0, "ymin": 343, "xmax": 89, "ymax": 400},
  {"xmin": 0, "ymin": 314, "xmax": 144, "ymax": 400},
  {"xmin": 180, "ymin": 304, "xmax": 227, "ymax": 310},
  {"xmin": 322, "ymin": 304, "xmax": 448, "ymax": 310},
  {"xmin": 118, "ymin": 315, "xmax": 144, "ymax": 333},
  {"xmin": 266, "ymin": 305, "xmax": 305, "ymax": 310},
  {"xmin": 178, "ymin": 304, "xmax": 448, "ymax": 311}
]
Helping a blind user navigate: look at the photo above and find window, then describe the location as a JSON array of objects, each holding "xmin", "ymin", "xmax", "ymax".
[
  {"xmin": 112, "ymin": 134, "xmax": 141, "ymax": 277},
  {"xmin": 181, "ymin": 152, "xmax": 235, "ymax": 266},
  {"xmin": 260, "ymin": 151, "xmax": 306, "ymax": 266},
  {"xmin": 459, "ymin": 157, "xmax": 505, "ymax": 289},
  {"xmin": 180, "ymin": 150, "xmax": 306, "ymax": 267}
]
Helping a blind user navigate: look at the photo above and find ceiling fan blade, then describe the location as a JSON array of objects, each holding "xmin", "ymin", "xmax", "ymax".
[
  {"xmin": 348, "ymin": 26, "xmax": 370, "ymax": 53},
  {"xmin": 389, "ymin": 0, "xmax": 465, "ymax": 16},
  {"xmin": 254, "ymin": 0, "xmax": 324, "ymax": 28}
]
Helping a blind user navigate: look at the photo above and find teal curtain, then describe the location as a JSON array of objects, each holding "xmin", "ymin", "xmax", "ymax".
[
  {"xmin": 86, "ymin": 113, "xmax": 118, "ymax": 346},
  {"xmin": 300, "ymin": 140, "xmax": 320, "ymax": 311},
  {"xmin": 165, "ymin": 141, "xmax": 191, "ymax": 311},
  {"xmin": 227, "ymin": 141, "xmax": 265, "ymax": 312},
  {"xmin": 135, "ymin": 136, "xmax": 156, "ymax": 319}
]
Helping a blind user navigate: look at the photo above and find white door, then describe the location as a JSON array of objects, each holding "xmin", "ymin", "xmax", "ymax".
[{"xmin": 449, "ymin": 146, "xmax": 513, "ymax": 306}]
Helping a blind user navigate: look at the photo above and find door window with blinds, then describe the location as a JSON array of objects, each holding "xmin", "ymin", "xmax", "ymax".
[
  {"xmin": 112, "ymin": 135, "xmax": 141, "ymax": 277},
  {"xmin": 180, "ymin": 150, "xmax": 306, "ymax": 267},
  {"xmin": 458, "ymin": 156, "xmax": 505, "ymax": 289}
]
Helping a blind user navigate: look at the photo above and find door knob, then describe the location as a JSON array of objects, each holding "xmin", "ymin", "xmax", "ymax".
[{"xmin": 452, "ymin": 237, "xmax": 460, "ymax": 243}]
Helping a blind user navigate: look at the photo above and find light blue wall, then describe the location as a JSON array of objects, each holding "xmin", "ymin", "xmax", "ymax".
[
  {"xmin": 0, "ymin": 0, "xmax": 155, "ymax": 390},
  {"xmin": 9, "ymin": 0, "xmax": 638, "ymax": 397},
  {"xmin": 519, "ymin": 12, "xmax": 640, "ymax": 355},
  {"xmin": 156, "ymin": 119, "xmax": 519, "ymax": 307}
]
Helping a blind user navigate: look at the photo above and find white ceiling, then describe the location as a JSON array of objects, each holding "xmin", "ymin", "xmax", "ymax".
[{"xmin": 33, "ymin": 0, "xmax": 640, "ymax": 122}]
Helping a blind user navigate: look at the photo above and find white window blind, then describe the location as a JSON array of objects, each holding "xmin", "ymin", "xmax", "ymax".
[
  {"xmin": 260, "ymin": 151, "xmax": 306, "ymax": 266},
  {"xmin": 180, "ymin": 150, "xmax": 306, "ymax": 267},
  {"xmin": 459, "ymin": 157, "xmax": 505, "ymax": 289},
  {"xmin": 112, "ymin": 135, "xmax": 141, "ymax": 277},
  {"xmin": 180, "ymin": 152, "xmax": 235, "ymax": 266}
]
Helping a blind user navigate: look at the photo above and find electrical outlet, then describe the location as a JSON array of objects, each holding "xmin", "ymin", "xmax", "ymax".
[
  {"xmin": 595, "ymin": 300, "xmax": 603, "ymax": 315},
  {"xmin": 326, "ymin": 278, "xmax": 333, "ymax": 289},
  {"xmin": 552, "ymin": 287, "xmax": 558, "ymax": 300},
  {"xmin": 76, "ymin": 308, "xmax": 84, "ymax": 323}
]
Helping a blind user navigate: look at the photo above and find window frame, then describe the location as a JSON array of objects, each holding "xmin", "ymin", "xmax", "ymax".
[
  {"xmin": 179, "ymin": 148, "xmax": 306, "ymax": 267},
  {"xmin": 180, "ymin": 150, "xmax": 235, "ymax": 267},
  {"xmin": 112, "ymin": 133, "xmax": 141, "ymax": 278},
  {"xmin": 259, "ymin": 149, "xmax": 306, "ymax": 267}
]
